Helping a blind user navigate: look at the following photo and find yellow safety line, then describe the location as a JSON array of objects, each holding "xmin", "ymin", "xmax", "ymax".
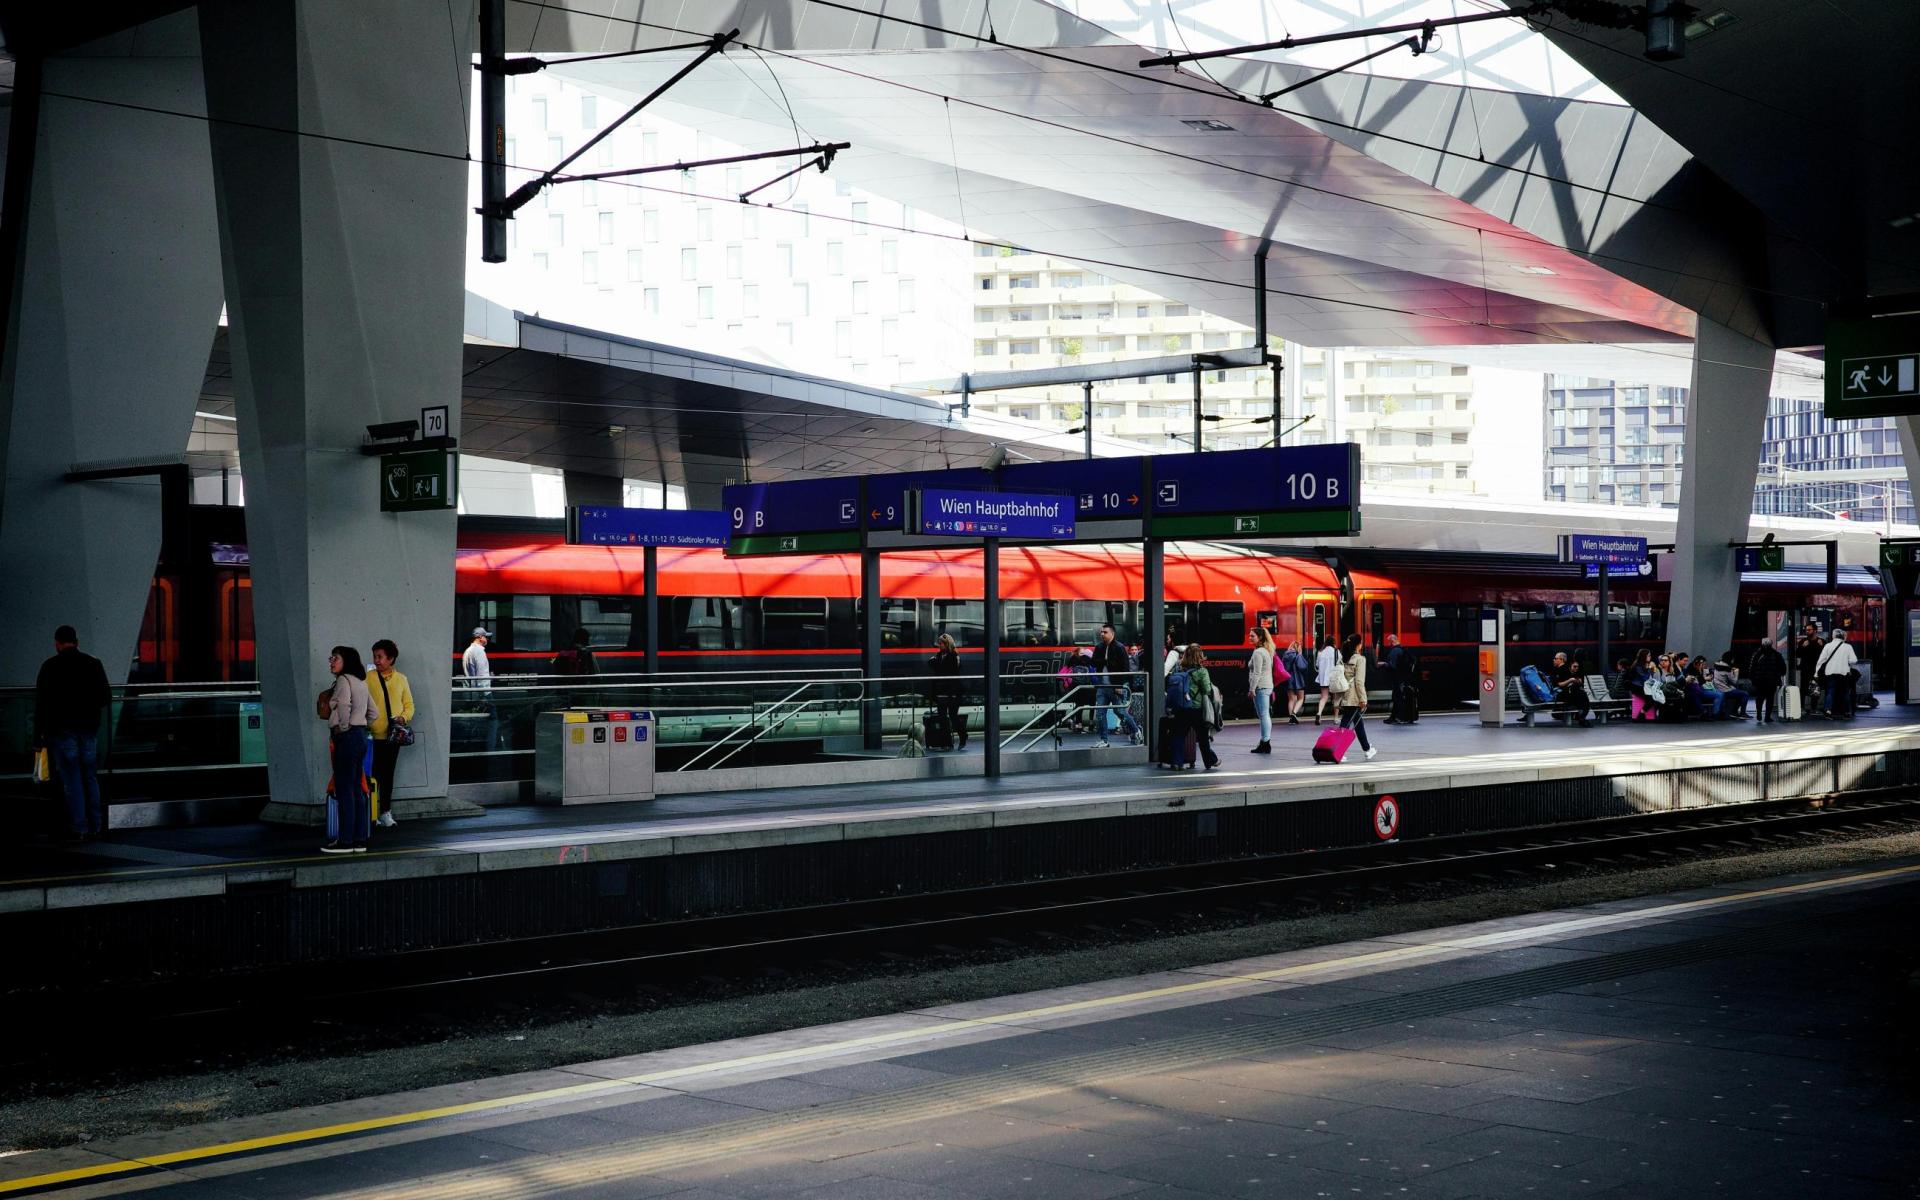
[
  {"xmin": 6, "ymin": 860, "xmax": 1917, "ymax": 1196},
  {"xmin": 10, "ymin": 724, "xmax": 1912, "ymax": 890}
]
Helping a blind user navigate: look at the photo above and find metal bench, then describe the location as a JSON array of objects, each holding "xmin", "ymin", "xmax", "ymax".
[
  {"xmin": 1506, "ymin": 677, "xmax": 1560, "ymax": 726},
  {"xmin": 1585, "ymin": 673, "xmax": 1633, "ymax": 722}
]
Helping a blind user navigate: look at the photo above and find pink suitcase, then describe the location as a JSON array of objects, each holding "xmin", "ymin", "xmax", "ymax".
[{"xmin": 1312, "ymin": 725, "xmax": 1357, "ymax": 764}]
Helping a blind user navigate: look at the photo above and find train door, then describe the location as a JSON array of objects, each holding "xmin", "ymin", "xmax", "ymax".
[
  {"xmin": 1357, "ymin": 590, "xmax": 1399, "ymax": 655},
  {"xmin": 1297, "ymin": 589, "xmax": 1338, "ymax": 652},
  {"xmin": 214, "ymin": 572, "xmax": 255, "ymax": 682}
]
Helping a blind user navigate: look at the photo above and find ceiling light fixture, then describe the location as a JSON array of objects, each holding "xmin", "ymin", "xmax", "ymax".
[{"xmin": 1683, "ymin": 8, "xmax": 1736, "ymax": 38}]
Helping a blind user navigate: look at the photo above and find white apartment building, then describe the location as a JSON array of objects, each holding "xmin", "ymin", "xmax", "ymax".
[{"xmin": 467, "ymin": 74, "xmax": 974, "ymax": 391}]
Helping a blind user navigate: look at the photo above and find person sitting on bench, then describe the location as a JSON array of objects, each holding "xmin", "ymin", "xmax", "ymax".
[{"xmin": 1549, "ymin": 652, "xmax": 1591, "ymax": 727}]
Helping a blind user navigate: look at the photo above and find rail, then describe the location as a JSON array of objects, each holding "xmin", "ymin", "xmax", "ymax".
[
  {"xmin": 1001, "ymin": 672, "xmax": 1145, "ymax": 753},
  {"xmin": 675, "ymin": 679, "xmax": 860, "ymax": 772}
]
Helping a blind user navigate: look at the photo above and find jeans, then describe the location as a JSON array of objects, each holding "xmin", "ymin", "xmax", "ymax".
[
  {"xmin": 330, "ymin": 727, "xmax": 372, "ymax": 847},
  {"xmin": 1094, "ymin": 681, "xmax": 1117, "ymax": 738},
  {"xmin": 1823, "ymin": 676, "xmax": 1852, "ymax": 716},
  {"xmin": 51, "ymin": 733, "xmax": 103, "ymax": 835},
  {"xmin": 1253, "ymin": 687, "xmax": 1272, "ymax": 742}
]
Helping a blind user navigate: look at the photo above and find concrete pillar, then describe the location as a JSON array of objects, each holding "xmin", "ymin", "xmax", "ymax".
[
  {"xmin": 0, "ymin": 16, "xmax": 224, "ymax": 687},
  {"xmin": 563, "ymin": 471, "xmax": 623, "ymax": 509},
  {"xmin": 1668, "ymin": 316, "xmax": 1774, "ymax": 658},
  {"xmin": 198, "ymin": 0, "xmax": 473, "ymax": 822}
]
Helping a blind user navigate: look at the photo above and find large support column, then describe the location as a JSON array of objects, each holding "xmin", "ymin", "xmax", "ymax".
[
  {"xmin": 1669, "ymin": 317, "xmax": 1774, "ymax": 658},
  {"xmin": 0, "ymin": 18, "xmax": 224, "ymax": 687},
  {"xmin": 198, "ymin": 0, "xmax": 473, "ymax": 822}
]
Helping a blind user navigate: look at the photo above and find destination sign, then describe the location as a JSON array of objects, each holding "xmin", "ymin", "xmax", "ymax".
[
  {"xmin": 1149, "ymin": 444, "xmax": 1357, "ymax": 517},
  {"xmin": 1558, "ymin": 533, "xmax": 1648, "ymax": 566},
  {"xmin": 723, "ymin": 477, "xmax": 861, "ymax": 538},
  {"xmin": 906, "ymin": 489, "xmax": 1076, "ymax": 539},
  {"xmin": 569, "ymin": 506, "xmax": 729, "ymax": 548},
  {"xmin": 997, "ymin": 456, "xmax": 1146, "ymax": 520},
  {"xmin": 863, "ymin": 468, "xmax": 992, "ymax": 532}
]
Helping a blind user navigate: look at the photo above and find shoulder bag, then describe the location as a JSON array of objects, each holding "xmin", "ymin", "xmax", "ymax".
[{"xmin": 376, "ymin": 672, "xmax": 414, "ymax": 746}]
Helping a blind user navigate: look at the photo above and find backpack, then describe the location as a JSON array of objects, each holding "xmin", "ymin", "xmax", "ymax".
[
  {"xmin": 1519, "ymin": 664, "xmax": 1555, "ymax": 704},
  {"xmin": 549, "ymin": 648, "xmax": 579, "ymax": 676},
  {"xmin": 1166, "ymin": 668, "xmax": 1196, "ymax": 710}
]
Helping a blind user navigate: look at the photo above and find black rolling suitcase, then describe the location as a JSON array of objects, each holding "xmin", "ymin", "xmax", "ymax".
[
  {"xmin": 1392, "ymin": 684, "xmax": 1419, "ymax": 724},
  {"xmin": 923, "ymin": 710, "xmax": 954, "ymax": 751},
  {"xmin": 1156, "ymin": 715, "xmax": 1197, "ymax": 769}
]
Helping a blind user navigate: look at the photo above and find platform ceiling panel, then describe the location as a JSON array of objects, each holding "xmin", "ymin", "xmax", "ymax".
[{"xmin": 552, "ymin": 42, "xmax": 1693, "ymax": 349}]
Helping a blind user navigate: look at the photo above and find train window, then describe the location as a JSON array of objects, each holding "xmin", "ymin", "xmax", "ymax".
[
  {"xmin": 1193, "ymin": 602, "xmax": 1244, "ymax": 645},
  {"xmin": 1003, "ymin": 600, "xmax": 1060, "ymax": 647},
  {"xmin": 1164, "ymin": 601, "xmax": 1194, "ymax": 646},
  {"xmin": 1072, "ymin": 600, "xmax": 1140, "ymax": 645},
  {"xmin": 1507, "ymin": 603, "xmax": 1549, "ymax": 644},
  {"xmin": 762, "ymin": 598, "xmax": 830, "ymax": 650},
  {"xmin": 1309, "ymin": 603, "xmax": 1328, "ymax": 649},
  {"xmin": 578, "ymin": 597, "xmax": 641, "ymax": 650},
  {"xmin": 933, "ymin": 600, "xmax": 986, "ymax": 648},
  {"xmin": 870, "ymin": 598, "xmax": 918, "ymax": 649},
  {"xmin": 1367, "ymin": 603, "xmax": 1385, "ymax": 648},
  {"xmin": 673, "ymin": 597, "xmax": 746, "ymax": 651},
  {"xmin": 505, "ymin": 596, "xmax": 553, "ymax": 653},
  {"xmin": 1551, "ymin": 603, "xmax": 1596, "ymax": 642},
  {"xmin": 1417, "ymin": 604, "xmax": 1475, "ymax": 644}
]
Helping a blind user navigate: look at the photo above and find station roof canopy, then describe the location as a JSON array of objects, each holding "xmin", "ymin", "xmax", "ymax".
[{"xmin": 193, "ymin": 297, "xmax": 1145, "ymax": 485}]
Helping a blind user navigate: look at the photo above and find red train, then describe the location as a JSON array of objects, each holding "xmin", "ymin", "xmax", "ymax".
[{"xmin": 139, "ymin": 518, "xmax": 1886, "ymax": 710}]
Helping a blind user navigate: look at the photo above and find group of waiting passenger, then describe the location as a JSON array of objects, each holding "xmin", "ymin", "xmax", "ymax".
[{"xmin": 1538, "ymin": 625, "xmax": 1862, "ymax": 726}]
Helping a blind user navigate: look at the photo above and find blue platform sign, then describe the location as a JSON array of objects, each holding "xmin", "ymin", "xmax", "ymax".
[
  {"xmin": 907, "ymin": 489, "xmax": 1076, "ymax": 539},
  {"xmin": 570, "ymin": 506, "xmax": 730, "ymax": 547},
  {"xmin": 1150, "ymin": 444, "xmax": 1357, "ymax": 515},
  {"xmin": 723, "ymin": 477, "xmax": 862, "ymax": 537},
  {"xmin": 862, "ymin": 468, "xmax": 992, "ymax": 532},
  {"xmin": 997, "ymin": 456, "xmax": 1147, "ymax": 519},
  {"xmin": 1558, "ymin": 533, "xmax": 1648, "ymax": 566}
]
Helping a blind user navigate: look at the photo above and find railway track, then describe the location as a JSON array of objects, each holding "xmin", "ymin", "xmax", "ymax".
[{"xmin": 8, "ymin": 791, "xmax": 1919, "ymax": 1073}]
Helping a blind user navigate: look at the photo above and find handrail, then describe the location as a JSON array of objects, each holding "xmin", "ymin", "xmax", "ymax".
[
  {"xmin": 1001, "ymin": 673, "xmax": 1144, "ymax": 753},
  {"xmin": 676, "ymin": 678, "xmax": 868, "ymax": 771}
]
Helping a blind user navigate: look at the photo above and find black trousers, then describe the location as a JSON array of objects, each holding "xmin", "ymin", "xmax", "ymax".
[{"xmin": 371, "ymin": 740, "xmax": 401, "ymax": 815}]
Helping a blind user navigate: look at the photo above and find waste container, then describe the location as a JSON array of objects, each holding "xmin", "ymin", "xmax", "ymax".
[{"xmin": 534, "ymin": 708, "xmax": 655, "ymax": 804}]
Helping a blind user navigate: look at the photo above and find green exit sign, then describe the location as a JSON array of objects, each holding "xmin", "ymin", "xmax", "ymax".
[
  {"xmin": 380, "ymin": 449, "xmax": 457, "ymax": 512},
  {"xmin": 1826, "ymin": 312, "xmax": 1920, "ymax": 419}
]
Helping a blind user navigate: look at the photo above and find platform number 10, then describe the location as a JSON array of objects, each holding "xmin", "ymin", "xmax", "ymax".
[{"xmin": 1285, "ymin": 474, "xmax": 1340, "ymax": 502}]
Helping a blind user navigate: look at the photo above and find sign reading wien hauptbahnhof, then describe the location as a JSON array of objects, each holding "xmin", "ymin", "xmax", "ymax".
[
  {"xmin": 906, "ymin": 489, "xmax": 1076, "ymax": 539},
  {"xmin": 1558, "ymin": 533, "xmax": 1648, "ymax": 566}
]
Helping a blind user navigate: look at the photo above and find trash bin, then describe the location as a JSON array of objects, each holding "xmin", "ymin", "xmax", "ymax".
[{"xmin": 535, "ymin": 708, "xmax": 655, "ymax": 804}]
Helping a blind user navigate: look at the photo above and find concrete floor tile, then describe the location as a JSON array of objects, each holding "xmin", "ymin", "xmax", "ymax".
[{"xmin": 681, "ymin": 1076, "xmax": 865, "ymax": 1113}]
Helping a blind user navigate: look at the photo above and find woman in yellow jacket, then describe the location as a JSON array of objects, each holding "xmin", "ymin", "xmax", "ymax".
[{"xmin": 366, "ymin": 638, "xmax": 416, "ymax": 827}]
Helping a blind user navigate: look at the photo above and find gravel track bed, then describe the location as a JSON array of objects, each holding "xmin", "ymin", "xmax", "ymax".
[{"xmin": 6, "ymin": 822, "xmax": 1919, "ymax": 1152}]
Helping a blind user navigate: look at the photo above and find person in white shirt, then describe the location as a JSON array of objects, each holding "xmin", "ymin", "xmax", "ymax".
[
  {"xmin": 462, "ymin": 627, "xmax": 493, "ymax": 689},
  {"xmin": 1314, "ymin": 637, "xmax": 1339, "ymax": 724},
  {"xmin": 1815, "ymin": 628, "xmax": 1858, "ymax": 719}
]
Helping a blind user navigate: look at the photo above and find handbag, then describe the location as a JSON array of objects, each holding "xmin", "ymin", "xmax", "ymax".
[
  {"xmin": 375, "ymin": 671, "xmax": 414, "ymax": 746},
  {"xmin": 1207, "ymin": 685, "xmax": 1225, "ymax": 731},
  {"xmin": 1327, "ymin": 661, "xmax": 1351, "ymax": 695},
  {"xmin": 1271, "ymin": 654, "xmax": 1290, "ymax": 688}
]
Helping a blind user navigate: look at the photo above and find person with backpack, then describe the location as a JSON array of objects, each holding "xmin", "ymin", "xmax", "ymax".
[
  {"xmin": 366, "ymin": 638, "xmax": 415, "ymax": 827},
  {"xmin": 550, "ymin": 628, "xmax": 598, "ymax": 676},
  {"xmin": 1281, "ymin": 638, "xmax": 1311, "ymax": 725},
  {"xmin": 1247, "ymin": 627, "xmax": 1276, "ymax": 755},
  {"xmin": 1166, "ymin": 643, "xmax": 1220, "ymax": 771}
]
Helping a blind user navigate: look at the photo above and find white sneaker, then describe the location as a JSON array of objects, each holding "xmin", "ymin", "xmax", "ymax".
[
  {"xmin": 377, "ymin": 812, "xmax": 397, "ymax": 827},
  {"xmin": 1095, "ymin": 740, "xmax": 1111, "ymax": 749},
  {"xmin": 1363, "ymin": 746, "xmax": 1378, "ymax": 760}
]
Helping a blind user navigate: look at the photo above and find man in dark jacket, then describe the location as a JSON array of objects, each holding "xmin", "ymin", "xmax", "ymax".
[
  {"xmin": 34, "ymin": 625, "xmax": 113, "ymax": 840},
  {"xmin": 1748, "ymin": 640, "xmax": 1787, "ymax": 723},
  {"xmin": 1383, "ymin": 635, "xmax": 1419, "ymax": 724},
  {"xmin": 1089, "ymin": 623, "xmax": 1129, "ymax": 747}
]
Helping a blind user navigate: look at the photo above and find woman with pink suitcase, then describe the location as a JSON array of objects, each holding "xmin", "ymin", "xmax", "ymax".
[{"xmin": 1313, "ymin": 634, "xmax": 1377, "ymax": 764}]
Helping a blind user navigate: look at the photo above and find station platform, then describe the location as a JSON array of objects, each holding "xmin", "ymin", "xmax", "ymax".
[
  {"xmin": 9, "ymin": 855, "xmax": 1918, "ymax": 1197},
  {"xmin": 6, "ymin": 703, "xmax": 1919, "ymax": 987}
]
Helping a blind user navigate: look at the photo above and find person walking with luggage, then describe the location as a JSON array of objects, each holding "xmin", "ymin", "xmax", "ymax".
[
  {"xmin": 1282, "ymin": 638, "xmax": 1310, "ymax": 725},
  {"xmin": 1313, "ymin": 637, "xmax": 1339, "ymax": 724},
  {"xmin": 34, "ymin": 624, "xmax": 112, "ymax": 842},
  {"xmin": 366, "ymin": 639, "xmax": 415, "ymax": 827},
  {"xmin": 1175, "ymin": 643, "xmax": 1220, "ymax": 771},
  {"xmin": 1797, "ymin": 625, "xmax": 1824, "ymax": 717},
  {"xmin": 1748, "ymin": 639, "xmax": 1786, "ymax": 723},
  {"xmin": 321, "ymin": 645, "xmax": 374, "ymax": 853},
  {"xmin": 927, "ymin": 633, "xmax": 965, "ymax": 750},
  {"xmin": 1337, "ymin": 634, "xmax": 1377, "ymax": 760},
  {"xmin": 1247, "ymin": 627, "xmax": 1276, "ymax": 755},
  {"xmin": 1816, "ymin": 628, "xmax": 1858, "ymax": 719},
  {"xmin": 1090, "ymin": 623, "xmax": 1128, "ymax": 749}
]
